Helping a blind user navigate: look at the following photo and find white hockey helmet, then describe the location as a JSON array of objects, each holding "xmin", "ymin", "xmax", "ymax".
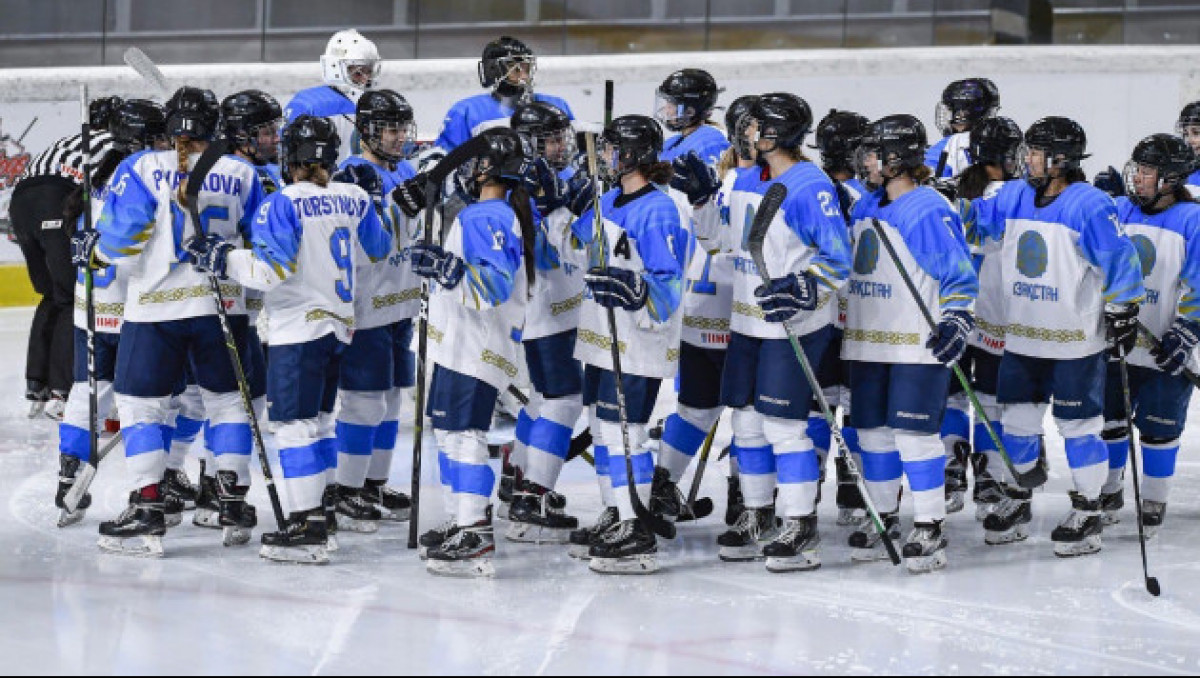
[{"xmin": 321, "ymin": 29, "xmax": 381, "ymax": 98}]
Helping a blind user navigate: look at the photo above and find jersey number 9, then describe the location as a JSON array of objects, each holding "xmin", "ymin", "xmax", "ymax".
[{"xmin": 330, "ymin": 227, "xmax": 354, "ymax": 303}]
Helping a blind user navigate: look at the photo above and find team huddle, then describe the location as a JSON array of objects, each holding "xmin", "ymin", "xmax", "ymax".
[{"xmin": 52, "ymin": 29, "xmax": 1200, "ymax": 579}]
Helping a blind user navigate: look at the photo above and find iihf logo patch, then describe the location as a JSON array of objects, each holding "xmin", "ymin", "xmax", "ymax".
[
  {"xmin": 1016, "ymin": 230, "xmax": 1048, "ymax": 279},
  {"xmin": 1131, "ymin": 234, "xmax": 1156, "ymax": 277},
  {"xmin": 853, "ymin": 228, "xmax": 880, "ymax": 275}
]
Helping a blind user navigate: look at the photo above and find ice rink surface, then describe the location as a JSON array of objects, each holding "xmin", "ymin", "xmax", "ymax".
[{"xmin": 1, "ymin": 307, "xmax": 1198, "ymax": 675}]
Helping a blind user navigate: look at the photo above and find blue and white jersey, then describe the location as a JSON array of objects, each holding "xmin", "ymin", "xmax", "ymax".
[
  {"xmin": 255, "ymin": 163, "xmax": 284, "ymax": 194},
  {"xmin": 681, "ymin": 166, "xmax": 743, "ymax": 350},
  {"xmin": 226, "ymin": 181, "xmax": 390, "ymax": 346},
  {"xmin": 338, "ymin": 156, "xmax": 422, "ymax": 329},
  {"xmin": 728, "ymin": 162, "xmax": 852, "ymax": 341},
  {"xmin": 968, "ymin": 181, "xmax": 1144, "ymax": 360},
  {"xmin": 284, "ymin": 85, "xmax": 359, "ymax": 163},
  {"xmin": 924, "ymin": 132, "xmax": 971, "ymax": 179},
  {"xmin": 1186, "ymin": 169, "xmax": 1200, "ymax": 197},
  {"xmin": 96, "ymin": 149, "xmax": 266, "ymax": 323},
  {"xmin": 1115, "ymin": 197, "xmax": 1200, "ymax": 370},
  {"xmin": 428, "ymin": 199, "xmax": 528, "ymax": 391},
  {"xmin": 433, "ymin": 93, "xmax": 574, "ymax": 154},
  {"xmin": 832, "ymin": 177, "xmax": 868, "ymax": 330},
  {"xmin": 661, "ymin": 125, "xmax": 730, "ymax": 166},
  {"xmin": 524, "ymin": 203, "xmax": 586, "ymax": 342},
  {"xmin": 844, "ymin": 186, "xmax": 977, "ymax": 365},
  {"xmin": 75, "ymin": 179, "xmax": 129, "ymax": 334},
  {"xmin": 965, "ymin": 180, "xmax": 1009, "ymax": 355},
  {"xmin": 572, "ymin": 185, "xmax": 690, "ymax": 379}
]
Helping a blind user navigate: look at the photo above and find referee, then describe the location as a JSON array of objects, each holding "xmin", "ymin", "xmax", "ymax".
[{"xmin": 10, "ymin": 96, "xmax": 120, "ymax": 418}]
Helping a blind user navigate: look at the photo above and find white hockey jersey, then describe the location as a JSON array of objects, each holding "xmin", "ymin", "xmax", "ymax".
[
  {"xmin": 75, "ymin": 181, "xmax": 128, "ymax": 334},
  {"xmin": 968, "ymin": 181, "xmax": 1008, "ymax": 356},
  {"xmin": 523, "ymin": 206, "xmax": 586, "ymax": 342}
]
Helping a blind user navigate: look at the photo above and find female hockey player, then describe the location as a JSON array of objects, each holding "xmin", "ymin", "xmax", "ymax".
[
  {"xmin": 412, "ymin": 128, "xmax": 532, "ymax": 577},
  {"xmin": 844, "ymin": 114, "xmax": 978, "ymax": 574},
  {"xmin": 716, "ymin": 93, "xmax": 852, "ymax": 573},
  {"xmin": 78, "ymin": 86, "xmax": 267, "ymax": 557},
  {"xmin": 285, "ymin": 28, "xmax": 382, "ymax": 162},
  {"xmin": 59, "ymin": 99, "xmax": 168, "ymax": 527},
  {"xmin": 968, "ymin": 116, "xmax": 1145, "ymax": 558},
  {"xmin": 1177, "ymin": 102, "xmax": 1200, "ymax": 194},
  {"xmin": 925, "ymin": 78, "xmax": 1000, "ymax": 179},
  {"xmin": 568, "ymin": 114, "xmax": 689, "ymax": 575},
  {"xmin": 1099, "ymin": 134, "xmax": 1200, "ymax": 536},
  {"xmin": 331, "ymin": 89, "xmax": 420, "ymax": 533},
  {"xmin": 188, "ymin": 114, "xmax": 391, "ymax": 564},
  {"xmin": 655, "ymin": 68, "xmax": 728, "ymax": 167}
]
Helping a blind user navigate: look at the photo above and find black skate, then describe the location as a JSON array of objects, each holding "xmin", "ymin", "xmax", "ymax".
[
  {"xmin": 163, "ymin": 484, "xmax": 185, "ymax": 529},
  {"xmin": 362, "ymin": 479, "xmax": 411, "ymax": 522},
  {"xmin": 334, "ymin": 484, "xmax": 382, "ymax": 534},
  {"xmin": 192, "ymin": 473, "xmax": 222, "ymax": 529},
  {"xmin": 1051, "ymin": 492, "xmax": 1103, "ymax": 557},
  {"xmin": 764, "ymin": 514, "xmax": 821, "ymax": 573},
  {"xmin": 903, "ymin": 521, "xmax": 948, "ymax": 574},
  {"xmin": 588, "ymin": 519, "xmax": 658, "ymax": 575},
  {"xmin": 98, "ymin": 487, "xmax": 166, "ymax": 557},
  {"xmin": 55, "ymin": 455, "xmax": 92, "ymax": 528},
  {"xmin": 945, "ymin": 441, "xmax": 969, "ymax": 514},
  {"xmin": 648, "ymin": 466, "xmax": 714, "ymax": 525},
  {"xmin": 498, "ymin": 444, "xmax": 519, "ymax": 506},
  {"xmin": 322, "ymin": 486, "xmax": 340, "ymax": 552},
  {"xmin": 259, "ymin": 508, "xmax": 329, "ymax": 565},
  {"xmin": 164, "ymin": 468, "xmax": 198, "ymax": 510},
  {"xmin": 834, "ymin": 456, "xmax": 866, "ymax": 526},
  {"xmin": 972, "ymin": 468, "xmax": 1005, "ymax": 522},
  {"xmin": 1100, "ymin": 487, "xmax": 1124, "ymax": 526},
  {"xmin": 426, "ymin": 512, "xmax": 496, "ymax": 578},
  {"xmin": 848, "ymin": 512, "xmax": 901, "ymax": 562},
  {"xmin": 418, "ymin": 519, "xmax": 458, "ymax": 561},
  {"xmin": 717, "ymin": 506, "xmax": 778, "ymax": 562},
  {"xmin": 567, "ymin": 506, "xmax": 619, "ymax": 560},
  {"xmin": 506, "ymin": 481, "xmax": 578, "ymax": 544},
  {"xmin": 725, "ymin": 473, "xmax": 745, "ymax": 527},
  {"xmin": 983, "ymin": 486, "xmax": 1033, "ymax": 545},
  {"xmin": 1141, "ymin": 500, "xmax": 1166, "ymax": 539},
  {"xmin": 216, "ymin": 471, "xmax": 257, "ymax": 546}
]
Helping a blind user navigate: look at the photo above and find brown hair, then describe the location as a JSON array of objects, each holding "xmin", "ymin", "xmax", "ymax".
[
  {"xmin": 291, "ymin": 164, "xmax": 331, "ymax": 187},
  {"xmin": 640, "ymin": 161, "xmax": 674, "ymax": 185},
  {"xmin": 174, "ymin": 137, "xmax": 206, "ymax": 207},
  {"xmin": 716, "ymin": 146, "xmax": 739, "ymax": 178},
  {"xmin": 909, "ymin": 164, "xmax": 933, "ymax": 184},
  {"xmin": 956, "ymin": 164, "xmax": 991, "ymax": 200}
]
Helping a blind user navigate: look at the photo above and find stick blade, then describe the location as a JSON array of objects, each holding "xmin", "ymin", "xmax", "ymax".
[
  {"xmin": 748, "ymin": 183, "xmax": 788, "ymax": 251},
  {"xmin": 1147, "ymin": 577, "xmax": 1162, "ymax": 597},
  {"xmin": 62, "ymin": 463, "xmax": 96, "ymax": 513},
  {"xmin": 122, "ymin": 47, "xmax": 171, "ymax": 99}
]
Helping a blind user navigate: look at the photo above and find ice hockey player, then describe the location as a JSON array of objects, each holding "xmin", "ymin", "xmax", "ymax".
[
  {"xmin": 77, "ymin": 86, "xmax": 267, "ymax": 557},
  {"xmin": 719, "ymin": 93, "xmax": 851, "ymax": 573},
  {"xmin": 844, "ymin": 114, "xmax": 978, "ymax": 573},
  {"xmin": 58, "ymin": 99, "xmax": 168, "ymax": 528},
  {"xmin": 223, "ymin": 90, "xmax": 284, "ymax": 193},
  {"xmin": 1176, "ymin": 101, "xmax": 1200, "ymax": 195},
  {"xmin": 967, "ymin": 116, "xmax": 1145, "ymax": 557},
  {"xmin": 285, "ymin": 29, "xmax": 382, "ymax": 162},
  {"xmin": 1100, "ymin": 134, "xmax": 1200, "ymax": 537},
  {"xmin": 331, "ymin": 89, "xmax": 421, "ymax": 531},
  {"xmin": 926, "ymin": 78, "xmax": 1000, "ymax": 179},
  {"xmin": 569, "ymin": 115, "xmax": 689, "ymax": 574},
  {"xmin": 655, "ymin": 69, "xmax": 728, "ymax": 166},
  {"xmin": 188, "ymin": 114, "xmax": 391, "ymax": 564}
]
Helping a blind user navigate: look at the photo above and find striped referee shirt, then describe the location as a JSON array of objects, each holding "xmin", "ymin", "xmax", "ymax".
[{"xmin": 19, "ymin": 131, "xmax": 115, "ymax": 185}]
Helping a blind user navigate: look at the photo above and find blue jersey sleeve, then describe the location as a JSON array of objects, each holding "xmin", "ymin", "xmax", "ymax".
[
  {"xmin": 96, "ymin": 155, "xmax": 157, "ymax": 262},
  {"xmin": 530, "ymin": 205, "xmax": 562, "ymax": 272},
  {"xmin": 434, "ymin": 101, "xmax": 472, "ymax": 153},
  {"xmin": 1178, "ymin": 207, "xmax": 1200, "ymax": 322},
  {"xmin": 249, "ymin": 193, "xmax": 302, "ymax": 279},
  {"xmin": 356, "ymin": 195, "xmax": 392, "ymax": 263},
  {"xmin": 1077, "ymin": 196, "xmax": 1146, "ymax": 306},
  {"xmin": 784, "ymin": 182, "xmax": 852, "ymax": 291},
  {"xmin": 906, "ymin": 198, "xmax": 978, "ymax": 312},
  {"xmin": 634, "ymin": 199, "xmax": 688, "ymax": 323},
  {"xmin": 925, "ymin": 136, "xmax": 950, "ymax": 173},
  {"xmin": 238, "ymin": 171, "xmax": 268, "ymax": 239},
  {"xmin": 460, "ymin": 207, "xmax": 522, "ymax": 307},
  {"xmin": 963, "ymin": 183, "xmax": 1011, "ymax": 248}
]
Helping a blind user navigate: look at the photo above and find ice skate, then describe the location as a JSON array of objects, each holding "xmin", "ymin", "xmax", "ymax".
[
  {"xmin": 983, "ymin": 486, "xmax": 1032, "ymax": 545},
  {"xmin": 361, "ymin": 479, "xmax": 411, "ymax": 522},
  {"xmin": 1141, "ymin": 500, "xmax": 1166, "ymax": 539},
  {"xmin": 42, "ymin": 390, "xmax": 67, "ymax": 422},
  {"xmin": 764, "ymin": 514, "xmax": 821, "ymax": 573},
  {"xmin": 717, "ymin": 506, "xmax": 778, "ymax": 562},
  {"xmin": 848, "ymin": 512, "xmax": 900, "ymax": 562},
  {"xmin": 26, "ymin": 380, "xmax": 48, "ymax": 420},
  {"xmin": 333, "ymin": 484, "xmax": 381, "ymax": 534},
  {"xmin": 506, "ymin": 481, "xmax": 578, "ymax": 544},
  {"xmin": 162, "ymin": 487, "xmax": 184, "ymax": 529},
  {"xmin": 973, "ymin": 471, "xmax": 1005, "ymax": 522},
  {"xmin": 164, "ymin": 467, "xmax": 198, "ymax": 510},
  {"xmin": 322, "ymin": 485, "xmax": 340, "ymax": 552},
  {"xmin": 259, "ymin": 509, "xmax": 329, "ymax": 565},
  {"xmin": 834, "ymin": 456, "xmax": 865, "ymax": 526},
  {"xmin": 55, "ymin": 455, "xmax": 92, "ymax": 528},
  {"xmin": 567, "ymin": 506, "xmax": 618, "ymax": 560},
  {"xmin": 588, "ymin": 519, "xmax": 658, "ymax": 575},
  {"xmin": 945, "ymin": 441, "xmax": 969, "ymax": 514},
  {"xmin": 418, "ymin": 519, "xmax": 458, "ymax": 561},
  {"xmin": 97, "ymin": 488, "xmax": 166, "ymax": 558},
  {"xmin": 1100, "ymin": 487, "xmax": 1124, "ymax": 526},
  {"xmin": 216, "ymin": 471, "xmax": 257, "ymax": 546},
  {"xmin": 903, "ymin": 521, "xmax": 948, "ymax": 574},
  {"xmin": 192, "ymin": 473, "xmax": 222, "ymax": 529},
  {"xmin": 725, "ymin": 474, "xmax": 745, "ymax": 527},
  {"xmin": 497, "ymin": 443, "xmax": 519, "ymax": 507},
  {"xmin": 1051, "ymin": 492, "xmax": 1103, "ymax": 557},
  {"xmin": 426, "ymin": 513, "xmax": 495, "ymax": 578}
]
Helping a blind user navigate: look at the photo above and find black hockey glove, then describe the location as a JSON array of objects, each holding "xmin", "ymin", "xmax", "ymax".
[
  {"xmin": 392, "ymin": 172, "xmax": 429, "ymax": 219},
  {"xmin": 1105, "ymin": 303, "xmax": 1140, "ymax": 358},
  {"xmin": 586, "ymin": 267, "xmax": 647, "ymax": 312},
  {"xmin": 670, "ymin": 151, "xmax": 720, "ymax": 206}
]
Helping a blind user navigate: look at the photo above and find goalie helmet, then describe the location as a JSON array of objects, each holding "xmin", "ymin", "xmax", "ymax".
[
  {"xmin": 321, "ymin": 29, "xmax": 381, "ymax": 99},
  {"xmin": 479, "ymin": 36, "xmax": 536, "ymax": 100}
]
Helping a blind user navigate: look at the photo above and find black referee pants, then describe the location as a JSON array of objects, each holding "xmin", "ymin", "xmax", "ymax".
[{"xmin": 10, "ymin": 176, "xmax": 76, "ymax": 395}]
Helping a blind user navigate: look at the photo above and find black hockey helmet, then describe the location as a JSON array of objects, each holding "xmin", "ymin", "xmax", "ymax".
[
  {"xmin": 1021, "ymin": 116, "xmax": 1088, "ymax": 188},
  {"xmin": 969, "ymin": 115, "xmax": 1023, "ymax": 175},
  {"xmin": 355, "ymin": 89, "xmax": 417, "ymax": 163},
  {"xmin": 478, "ymin": 36, "xmax": 536, "ymax": 97},
  {"xmin": 814, "ymin": 109, "xmax": 870, "ymax": 174},
  {"xmin": 655, "ymin": 68, "xmax": 719, "ymax": 132},
  {"xmin": 855, "ymin": 114, "xmax": 927, "ymax": 189},
  {"xmin": 511, "ymin": 101, "xmax": 575, "ymax": 171},
  {"xmin": 109, "ymin": 99, "xmax": 167, "ymax": 153},
  {"xmin": 1177, "ymin": 101, "xmax": 1200, "ymax": 159},
  {"xmin": 936, "ymin": 77, "xmax": 999, "ymax": 134},
  {"xmin": 1124, "ymin": 133, "xmax": 1196, "ymax": 208},
  {"xmin": 165, "ymin": 86, "xmax": 220, "ymax": 141},
  {"xmin": 221, "ymin": 90, "xmax": 282, "ymax": 164},
  {"xmin": 725, "ymin": 95, "xmax": 760, "ymax": 162},
  {"xmin": 89, "ymin": 96, "xmax": 124, "ymax": 132},
  {"xmin": 455, "ymin": 127, "xmax": 531, "ymax": 200},
  {"xmin": 282, "ymin": 114, "xmax": 341, "ymax": 179},
  {"xmin": 742, "ymin": 92, "xmax": 812, "ymax": 160},
  {"xmin": 598, "ymin": 114, "xmax": 663, "ymax": 182}
]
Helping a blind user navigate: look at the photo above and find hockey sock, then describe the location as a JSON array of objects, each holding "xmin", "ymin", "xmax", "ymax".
[
  {"xmin": 940, "ymin": 395, "xmax": 970, "ymax": 452},
  {"xmin": 1064, "ymin": 435, "xmax": 1108, "ymax": 500},
  {"xmin": 447, "ymin": 430, "xmax": 494, "ymax": 526},
  {"xmin": 765, "ymin": 415, "xmax": 819, "ymax": 517},
  {"xmin": 276, "ymin": 419, "xmax": 329, "ymax": 513},
  {"xmin": 1141, "ymin": 440, "xmax": 1179, "ymax": 504},
  {"xmin": 1103, "ymin": 435, "xmax": 1129, "ymax": 495},
  {"xmin": 367, "ymin": 420, "xmax": 398, "ymax": 482},
  {"xmin": 602, "ymin": 421, "xmax": 652, "ymax": 521},
  {"xmin": 808, "ymin": 413, "xmax": 831, "ymax": 469},
  {"xmin": 896, "ymin": 431, "xmax": 947, "ymax": 523},
  {"xmin": 857, "ymin": 428, "xmax": 902, "ymax": 514},
  {"xmin": 524, "ymin": 394, "xmax": 582, "ymax": 490},
  {"xmin": 167, "ymin": 414, "xmax": 203, "ymax": 471},
  {"xmin": 659, "ymin": 404, "xmax": 721, "ymax": 482}
]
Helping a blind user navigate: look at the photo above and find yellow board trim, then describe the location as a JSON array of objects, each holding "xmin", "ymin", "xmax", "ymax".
[{"xmin": 0, "ymin": 264, "xmax": 43, "ymax": 307}]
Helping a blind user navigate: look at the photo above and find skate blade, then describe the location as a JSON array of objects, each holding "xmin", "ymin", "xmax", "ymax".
[
  {"xmin": 588, "ymin": 553, "xmax": 659, "ymax": 575},
  {"xmin": 905, "ymin": 550, "xmax": 947, "ymax": 574},
  {"xmin": 259, "ymin": 544, "xmax": 329, "ymax": 565},
  {"xmin": 567, "ymin": 544, "xmax": 592, "ymax": 561},
  {"xmin": 765, "ymin": 552, "xmax": 821, "ymax": 573},
  {"xmin": 57, "ymin": 508, "xmax": 86, "ymax": 528},
  {"xmin": 164, "ymin": 513, "xmax": 183, "ymax": 529},
  {"xmin": 505, "ymin": 522, "xmax": 572, "ymax": 545},
  {"xmin": 1102, "ymin": 511, "xmax": 1121, "ymax": 527},
  {"xmin": 426, "ymin": 557, "xmax": 495, "ymax": 578},
  {"xmin": 418, "ymin": 545, "xmax": 432, "ymax": 561},
  {"xmin": 27, "ymin": 402, "xmax": 46, "ymax": 419},
  {"xmin": 1053, "ymin": 535, "xmax": 1102, "ymax": 558},
  {"xmin": 851, "ymin": 546, "xmax": 892, "ymax": 563},
  {"xmin": 378, "ymin": 508, "xmax": 411, "ymax": 522},
  {"xmin": 984, "ymin": 525, "xmax": 1030, "ymax": 546},
  {"xmin": 336, "ymin": 518, "xmax": 379, "ymax": 534},
  {"xmin": 718, "ymin": 545, "xmax": 766, "ymax": 562},
  {"xmin": 325, "ymin": 535, "xmax": 340, "ymax": 552},
  {"xmin": 222, "ymin": 526, "xmax": 253, "ymax": 547},
  {"xmin": 193, "ymin": 509, "xmax": 222, "ymax": 530},
  {"xmin": 98, "ymin": 535, "xmax": 164, "ymax": 558},
  {"xmin": 945, "ymin": 493, "xmax": 965, "ymax": 515}
]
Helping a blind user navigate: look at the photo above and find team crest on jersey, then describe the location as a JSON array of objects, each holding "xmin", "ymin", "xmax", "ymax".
[
  {"xmin": 1130, "ymin": 234, "xmax": 1156, "ymax": 277},
  {"xmin": 853, "ymin": 228, "xmax": 880, "ymax": 275},
  {"xmin": 1016, "ymin": 231, "xmax": 1048, "ymax": 279}
]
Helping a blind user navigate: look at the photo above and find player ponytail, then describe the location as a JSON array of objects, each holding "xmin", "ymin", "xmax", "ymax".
[
  {"xmin": 956, "ymin": 164, "xmax": 991, "ymax": 200},
  {"xmin": 505, "ymin": 178, "xmax": 537, "ymax": 295},
  {"xmin": 716, "ymin": 146, "xmax": 738, "ymax": 178},
  {"xmin": 641, "ymin": 161, "xmax": 674, "ymax": 186},
  {"xmin": 291, "ymin": 163, "xmax": 330, "ymax": 187},
  {"xmin": 909, "ymin": 164, "xmax": 933, "ymax": 185},
  {"xmin": 175, "ymin": 137, "xmax": 192, "ymax": 207}
]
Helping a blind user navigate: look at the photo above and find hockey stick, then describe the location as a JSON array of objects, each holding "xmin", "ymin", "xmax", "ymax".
[
  {"xmin": 868, "ymin": 217, "xmax": 1046, "ymax": 490},
  {"xmin": 1115, "ymin": 347, "xmax": 1162, "ymax": 597},
  {"xmin": 749, "ymin": 184, "xmax": 901, "ymax": 565},
  {"xmin": 584, "ymin": 131, "xmax": 675, "ymax": 540},
  {"xmin": 675, "ymin": 418, "xmax": 718, "ymax": 523},
  {"xmin": 15, "ymin": 116, "xmax": 38, "ymax": 145},
  {"xmin": 59, "ymin": 432, "xmax": 125, "ymax": 524},
  {"xmin": 123, "ymin": 47, "xmax": 171, "ymax": 99},
  {"xmin": 1136, "ymin": 322, "xmax": 1200, "ymax": 390}
]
